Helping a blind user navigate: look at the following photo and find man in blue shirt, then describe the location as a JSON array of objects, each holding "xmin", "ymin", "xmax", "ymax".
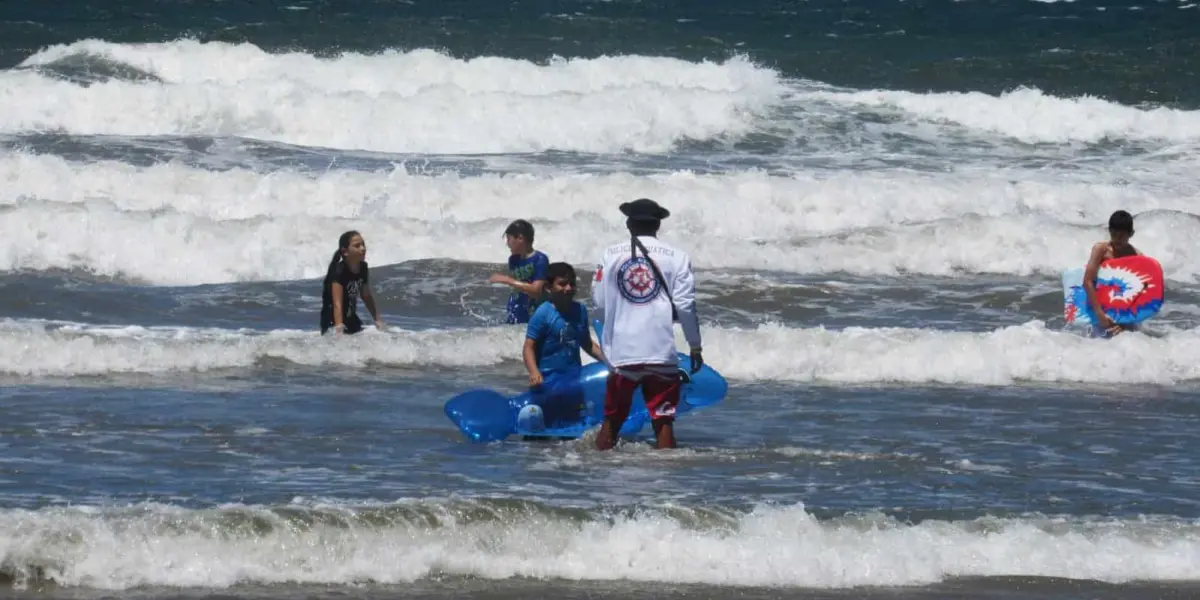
[
  {"xmin": 489, "ymin": 219, "xmax": 549, "ymax": 324},
  {"xmin": 523, "ymin": 262, "xmax": 604, "ymax": 387}
]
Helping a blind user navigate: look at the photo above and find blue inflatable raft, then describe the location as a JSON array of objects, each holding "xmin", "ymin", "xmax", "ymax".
[{"xmin": 444, "ymin": 321, "xmax": 728, "ymax": 443}]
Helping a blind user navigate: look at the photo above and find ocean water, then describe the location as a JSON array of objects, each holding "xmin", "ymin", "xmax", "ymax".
[{"xmin": 1, "ymin": 0, "xmax": 1200, "ymax": 597}]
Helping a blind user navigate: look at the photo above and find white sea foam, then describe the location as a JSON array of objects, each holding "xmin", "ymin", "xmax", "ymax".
[
  {"xmin": 7, "ymin": 38, "xmax": 1200, "ymax": 154},
  {"xmin": 798, "ymin": 85, "xmax": 1200, "ymax": 145},
  {"xmin": 0, "ymin": 501, "xmax": 1197, "ymax": 589},
  {"xmin": 5, "ymin": 41, "xmax": 784, "ymax": 154},
  {"xmin": 2, "ymin": 319, "xmax": 1197, "ymax": 385},
  {"xmin": 7, "ymin": 40, "xmax": 1200, "ymax": 154},
  {"xmin": 3, "ymin": 153, "xmax": 1199, "ymax": 284}
]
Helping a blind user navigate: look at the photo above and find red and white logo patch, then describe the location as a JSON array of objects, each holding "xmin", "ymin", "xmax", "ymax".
[{"xmin": 616, "ymin": 257, "xmax": 661, "ymax": 304}]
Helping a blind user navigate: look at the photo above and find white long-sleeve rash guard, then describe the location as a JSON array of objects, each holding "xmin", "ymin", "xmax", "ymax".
[{"xmin": 591, "ymin": 235, "xmax": 702, "ymax": 368}]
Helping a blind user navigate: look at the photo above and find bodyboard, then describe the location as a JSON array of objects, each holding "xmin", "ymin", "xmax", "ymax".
[{"xmin": 1062, "ymin": 255, "xmax": 1165, "ymax": 326}]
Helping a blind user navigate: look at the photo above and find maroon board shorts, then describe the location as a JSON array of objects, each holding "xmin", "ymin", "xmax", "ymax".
[{"xmin": 604, "ymin": 365, "xmax": 681, "ymax": 424}]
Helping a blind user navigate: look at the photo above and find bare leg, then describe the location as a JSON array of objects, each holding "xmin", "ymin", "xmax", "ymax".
[
  {"xmin": 596, "ymin": 417, "xmax": 626, "ymax": 451},
  {"xmin": 652, "ymin": 419, "xmax": 676, "ymax": 449}
]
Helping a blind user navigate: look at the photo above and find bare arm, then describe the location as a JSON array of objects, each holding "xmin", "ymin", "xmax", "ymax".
[
  {"xmin": 585, "ymin": 340, "xmax": 604, "ymax": 363},
  {"xmin": 1082, "ymin": 243, "xmax": 1113, "ymax": 327},
  {"xmin": 489, "ymin": 274, "xmax": 546, "ymax": 298},
  {"xmin": 362, "ymin": 283, "xmax": 384, "ymax": 326},
  {"xmin": 582, "ymin": 313, "xmax": 604, "ymax": 362},
  {"xmin": 523, "ymin": 337, "xmax": 542, "ymax": 386},
  {"xmin": 512, "ymin": 277, "xmax": 546, "ymax": 297}
]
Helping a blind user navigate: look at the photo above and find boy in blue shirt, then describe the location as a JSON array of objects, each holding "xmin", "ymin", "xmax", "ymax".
[
  {"xmin": 523, "ymin": 262, "xmax": 605, "ymax": 388},
  {"xmin": 489, "ymin": 219, "xmax": 549, "ymax": 324}
]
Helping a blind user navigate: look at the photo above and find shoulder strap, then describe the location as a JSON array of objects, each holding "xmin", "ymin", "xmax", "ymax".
[{"xmin": 631, "ymin": 236, "xmax": 677, "ymax": 321}]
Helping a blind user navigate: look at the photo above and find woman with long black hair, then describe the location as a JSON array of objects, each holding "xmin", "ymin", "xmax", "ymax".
[{"xmin": 320, "ymin": 230, "xmax": 386, "ymax": 335}]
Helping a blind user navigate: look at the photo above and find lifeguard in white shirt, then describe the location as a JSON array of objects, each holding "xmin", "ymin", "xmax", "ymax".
[{"xmin": 591, "ymin": 198, "xmax": 703, "ymax": 451}]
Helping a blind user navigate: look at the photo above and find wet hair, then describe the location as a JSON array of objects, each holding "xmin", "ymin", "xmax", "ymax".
[
  {"xmin": 1108, "ymin": 210, "xmax": 1134, "ymax": 234},
  {"xmin": 626, "ymin": 218, "xmax": 660, "ymax": 237},
  {"xmin": 504, "ymin": 219, "xmax": 535, "ymax": 243},
  {"xmin": 320, "ymin": 230, "xmax": 361, "ymax": 333},
  {"xmin": 546, "ymin": 262, "xmax": 577, "ymax": 286}
]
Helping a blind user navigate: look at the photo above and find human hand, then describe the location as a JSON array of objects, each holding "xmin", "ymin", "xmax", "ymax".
[
  {"xmin": 374, "ymin": 319, "xmax": 387, "ymax": 331},
  {"xmin": 1098, "ymin": 314, "xmax": 1123, "ymax": 335},
  {"xmin": 488, "ymin": 273, "xmax": 510, "ymax": 285},
  {"xmin": 528, "ymin": 371, "xmax": 544, "ymax": 387},
  {"xmin": 689, "ymin": 348, "xmax": 703, "ymax": 374}
]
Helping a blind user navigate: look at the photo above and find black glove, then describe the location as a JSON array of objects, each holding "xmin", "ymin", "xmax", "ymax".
[{"xmin": 689, "ymin": 348, "xmax": 703, "ymax": 374}]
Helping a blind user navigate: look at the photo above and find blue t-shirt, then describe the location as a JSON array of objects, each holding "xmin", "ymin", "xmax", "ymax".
[
  {"xmin": 526, "ymin": 301, "xmax": 592, "ymax": 376},
  {"xmin": 505, "ymin": 250, "xmax": 549, "ymax": 324}
]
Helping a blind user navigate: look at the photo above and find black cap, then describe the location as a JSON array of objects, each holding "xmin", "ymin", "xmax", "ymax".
[
  {"xmin": 620, "ymin": 198, "xmax": 670, "ymax": 222},
  {"xmin": 504, "ymin": 219, "xmax": 535, "ymax": 239}
]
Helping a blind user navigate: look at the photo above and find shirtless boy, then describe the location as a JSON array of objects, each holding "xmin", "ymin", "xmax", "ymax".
[{"xmin": 1084, "ymin": 210, "xmax": 1141, "ymax": 337}]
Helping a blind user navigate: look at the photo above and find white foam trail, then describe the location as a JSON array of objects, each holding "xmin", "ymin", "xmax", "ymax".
[
  {"xmin": 4, "ymin": 153, "xmax": 1200, "ymax": 284},
  {"xmin": 0, "ymin": 321, "xmax": 517, "ymax": 376},
  {"xmin": 2, "ymin": 320, "xmax": 1197, "ymax": 385},
  {"xmin": 703, "ymin": 321, "xmax": 1200, "ymax": 385},
  {"xmin": 5, "ymin": 199, "xmax": 1200, "ymax": 284},
  {"xmin": 1, "ymin": 502, "xmax": 1197, "ymax": 589},
  {"xmin": 20, "ymin": 39, "xmax": 767, "ymax": 96},
  {"xmin": 799, "ymin": 85, "xmax": 1200, "ymax": 144},
  {"xmin": 4, "ymin": 41, "xmax": 784, "ymax": 153},
  {"xmin": 10, "ymin": 151, "xmax": 1195, "ymax": 225},
  {"xmin": 8, "ymin": 40, "xmax": 1199, "ymax": 152}
]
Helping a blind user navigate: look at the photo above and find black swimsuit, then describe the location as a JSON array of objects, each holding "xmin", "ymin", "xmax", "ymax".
[{"xmin": 320, "ymin": 261, "xmax": 369, "ymax": 334}]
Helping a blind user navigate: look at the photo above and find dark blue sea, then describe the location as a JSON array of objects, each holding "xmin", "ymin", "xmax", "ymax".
[{"xmin": 1, "ymin": 1, "xmax": 1199, "ymax": 597}]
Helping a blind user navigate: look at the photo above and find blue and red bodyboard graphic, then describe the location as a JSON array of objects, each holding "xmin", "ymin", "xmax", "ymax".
[{"xmin": 1062, "ymin": 255, "xmax": 1165, "ymax": 326}]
